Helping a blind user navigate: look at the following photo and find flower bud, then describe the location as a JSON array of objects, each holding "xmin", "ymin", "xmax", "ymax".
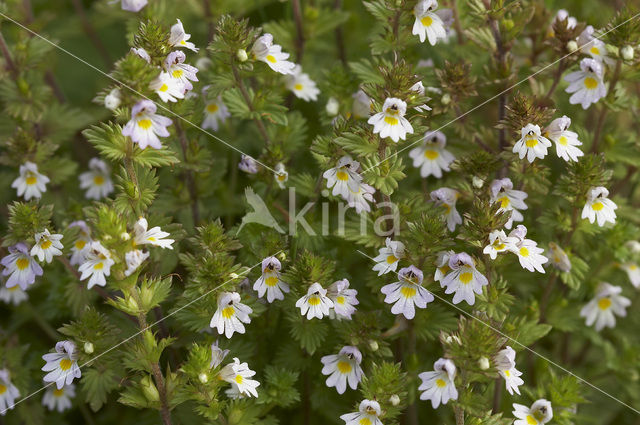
[
  {"xmin": 120, "ymin": 232, "xmax": 130, "ymax": 241},
  {"xmin": 229, "ymin": 272, "xmax": 239, "ymax": 279},
  {"xmin": 277, "ymin": 252, "xmax": 286, "ymax": 261},
  {"xmin": 105, "ymin": 88, "xmax": 121, "ymax": 111},
  {"xmin": 441, "ymin": 93, "xmax": 451, "ymax": 105},
  {"xmin": 472, "ymin": 176, "xmax": 484, "ymax": 188},
  {"xmin": 478, "ymin": 356, "xmax": 490, "ymax": 370},
  {"xmin": 198, "ymin": 372, "xmax": 209, "ymax": 383},
  {"xmin": 84, "ymin": 342, "xmax": 94, "ymax": 354},
  {"xmin": 368, "ymin": 340, "xmax": 379, "ymax": 351},
  {"xmin": 140, "ymin": 375, "xmax": 160, "ymax": 402},
  {"xmin": 389, "ymin": 394, "xmax": 400, "ymax": 406},
  {"xmin": 236, "ymin": 49, "xmax": 248, "ymax": 62},
  {"xmin": 621, "ymin": 45, "xmax": 634, "ymax": 60},
  {"xmin": 566, "ymin": 40, "xmax": 578, "ymax": 53},
  {"xmin": 326, "ymin": 97, "xmax": 339, "ymax": 116},
  {"xmin": 502, "ymin": 19, "xmax": 514, "ymax": 31}
]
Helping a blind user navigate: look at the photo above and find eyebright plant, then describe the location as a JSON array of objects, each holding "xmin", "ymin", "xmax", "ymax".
[{"xmin": 1, "ymin": 1, "xmax": 640, "ymax": 425}]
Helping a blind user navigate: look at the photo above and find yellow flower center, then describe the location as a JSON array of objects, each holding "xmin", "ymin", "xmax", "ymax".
[
  {"xmin": 435, "ymin": 378, "xmax": 447, "ymax": 388},
  {"xmin": 459, "ymin": 272, "xmax": 473, "ymax": 284},
  {"xmin": 308, "ymin": 295, "xmax": 321, "ymax": 306},
  {"xmin": 222, "ymin": 306, "xmax": 235, "ymax": 318},
  {"xmin": 591, "ymin": 201, "xmax": 604, "ymax": 211},
  {"xmin": 41, "ymin": 239, "xmax": 52, "ymax": 249},
  {"xmin": 265, "ymin": 276, "xmax": 279, "ymax": 287},
  {"xmin": 180, "ymin": 40, "xmax": 186, "ymax": 45},
  {"xmin": 277, "ymin": 174, "xmax": 287, "ymax": 181},
  {"xmin": 93, "ymin": 262, "xmax": 104, "ymax": 270},
  {"xmin": 294, "ymin": 83, "xmax": 303, "ymax": 91},
  {"xmin": 336, "ymin": 296, "xmax": 345, "ymax": 305},
  {"xmin": 26, "ymin": 176, "xmax": 37, "ymax": 185},
  {"xmin": 584, "ymin": 77, "xmax": 598, "ymax": 89},
  {"xmin": 598, "ymin": 297, "xmax": 612, "ymax": 310},
  {"xmin": 424, "ymin": 150, "xmax": 439, "ymax": 160},
  {"xmin": 525, "ymin": 138, "xmax": 538, "ymax": 148},
  {"xmin": 384, "ymin": 116, "xmax": 399, "ymax": 126},
  {"xmin": 400, "ymin": 286, "xmax": 417, "ymax": 298},
  {"xmin": 439, "ymin": 265, "xmax": 450, "ymax": 275},
  {"xmin": 172, "ymin": 69, "xmax": 184, "ymax": 78},
  {"xmin": 75, "ymin": 240, "xmax": 86, "ymax": 250},
  {"xmin": 206, "ymin": 103, "xmax": 219, "ymax": 113},
  {"xmin": 590, "ymin": 46, "xmax": 600, "ymax": 55},
  {"xmin": 493, "ymin": 242, "xmax": 505, "ymax": 250},
  {"xmin": 0, "ymin": 384, "xmax": 6, "ymax": 394},
  {"xmin": 138, "ymin": 119, "xmax": 152, "ymax": 130},
  {"xmin": 421, "ymin": 16, "xmax": 433, "ymax": 27},
  {"xmin": 519, "ymin": 247, "xmax": 529, "ymax": 257},
  {"xmin": 337, "ymin": 361, "xmax": 352, "ymax": 374},
  {"xmin": 16, "ymin": 258, "xmax": 30, "ymax": 270},
  {"xmin": 266, "ymin": 54, "xmax": 277, "ymax": 63},
  {"xmin": 336, "ymin": 171, "xmax": 349, "ymax": 181},
  {"xmin": 53, "ymin": 388, "xmax": 65, "ymax": 397},
  {"xmin": 504, "ymin": 370, "xmax": 511, "ymax": 377},
  {"xmin": 386, "ymin": 255, "xmax": 398, "ymax": 264},
  {"xmin": 93, "ymin": 175, "xmax": 105, "ymax": 185},
  {"xmin": 526, "ymin": 415, "xmax": 538, "ymax": 425},
  {"xmin": 158, "ymin": 84, "xmax": 169, "ymax": 92},
  {"xmin": 359, "ymin": 419, "xmax": 372, "ymax": 425},
  {"xmin": 498, "ymin": 196, "xmax": 510, "ymax": 208},
  {"xmin": 60, "ymin": 359, "xmax": 72, "ymax": 371},
  {"xmin": 235, "ymin": 375, "xmax": 243, "ymax": 384},
  {"xmin": 558, "ymin": 136, "xmax": 568, "ymax": 146}
]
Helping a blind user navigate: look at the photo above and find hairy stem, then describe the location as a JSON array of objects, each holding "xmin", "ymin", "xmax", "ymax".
[
  {"xmin": 333, "ymin": 0, "xmax": 347, "ymax": 67},
  {"xmin": 450, "ymin": 0, "xmax": 465, "ymax": 44},
  {"xmin": 291, "ymin": 0, "xmax": 305, "ymax": 61},
  {"xmin": 231, "ymin": 62, "xmax": 272, "ymax": 144},
  {"xmin": 543, "ymin": 59, "xmax": 565, "ymax": 102},
  {"xmin": 454, "ymin": 406, "xmax": 465, "ymax": 425},
  {"xmin": 491, "ymin": 378, "xmax": 503, "ymax": 414},
  {"xmin": 70, "ymin": 0, "xmax": 112, "ymax": 66},
  {"xmin": 591, "ymin": 60, "xmax": 622, "ymax": 153},
  {"xmin": 203, "ymin": 0, "xmax": 215, "ymax": 43},
  {"xmin": 0, "ymin": 30, "xmax": 18, "ymax": 76},
  {"xmin": 174, "ymin": 120, "xmax": 200, "ymax": 225}
]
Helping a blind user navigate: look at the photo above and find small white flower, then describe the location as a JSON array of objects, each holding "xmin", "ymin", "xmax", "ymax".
[
  {"xmin": 210, "ymin": 341, "xmax": 229, "ymax": 369},
  {"xmin": 163, "ymin": 51, "xmax": 198, "ymax": 91},
  {"xmin": 372, "ymin": 237, "xmax": 405, "ymax": 276},
  {"xmin": 441, "ymin": 252, "xmax": 488, "ymax": 305},
  {"xmin": 581, "ymin": 186, "xmax": 617, "ymax": 227},
  {"xmin": 169, "ymin": 19, "xmax": 198, "ymax": 52},
  {"xmin": 253, "ymin": 256, "xmax": 289, "ymax": 303},
  {"xmin": 494, "ymin": 346, "xmax": 524, "ymax": 396},
  {"xmin": 619, "ymin": 262, "xmax": 640, "ymax": 288},
  {"xmin": 367, "ymin": 97, "xmax": 413, "ymax": 143},
  {"xmin": 381, "ymin": 265, "xmax": 434, "ymax": 320},
  {"xmin": 42, "ymin": 383, "xmax": 75, "ymax": 412},
  {"xmin": 30, "ymin": 229, "xmax": 64, "ymax": 263},
  {"xmin": 202, "ymin": 95, "xmax": 231, "ymax": 131},
  {"xmin": 238, "ymin": 155, "xmax": 259, "ymax": 174},
  {"xmin": 124, "ymin": 249, "xmax": 149, "ymax": 277},
  {"xmin": 352, "ymin": 89, "xmax": 372, "ymax": 118},
  {"xmin": 577, "ymin": 26, "xmax": 614, "ymax": 65},
  {"xmin": 12, "ymin": 161, "xmax": 50, "ymax": 200},
  {"xmin": 490, "ymin": 177, "xmax": 528, "ymax": 229},
  {"xmin": 68, "ymin": 221, "xmax": 92, "ymax": 266},
  {"xmin": 133, "ymin": 217, "xmax": 174, "ymax": 249},
  {"xmin": 553, "ymin": 9, "xmax": 577, "ymax": 30},
  {"xmin": 295, "ymin": 282, "xmax": 334, "ymax": 320},
  {"xmin": 409, "ymin": 130, "xmax": 454, "ymax": 178},
  {"xmin": 340, "ymin": 399, "xmax": 383, "ymax": 425},
  {"xmin": 430, "ymin": 187, "xmax": 462, "ymax": 232},
  {"xmin": 285, "ymin": 65, "xmax": 320, "ymax": 101},
  {"xmin": 122, "ymin": 100, "xmax": 172, "ymax": 150},
  {"xmin": 251, "ymin": 33, "xmax": 295, "ymax": 75},
  {"xmin": 0, "ymin": 285, "xmax": 28, "ymax": 305},
  {"xmin": 130, "ymin": 47, "xmax": 151, "ymax": 63},
  {"xmin": 565, "ymin": 58, "xmax": 607, "ymax": 109},
  {"xmin": 120, "ymin": 0, "xmax": 147, "ymax": 12},
  {"xmin": 544, "ymin": 116, "xmax": 584, "ymax": 162},
  {"xmin": 327, "ymin": 279, "xmax": 359, "ymax": 320},
  {"xmin": 42, "ymin": 341, "xmax": 81, "ymax": 390},
  {"xmin": 434, "ymin": 250, "xmax": 454, "ymax": 283},
  {"xmin": 321, "ymin": 346, "xmax": 364, "ymax": 394},
  {"xmin": 346, "ymin": 182, "xmax": 376, "ymax": 214},
  {"xmin": 150, "ymin": 72, "xmax": 186, "ymax": 103},
  {"xmin": 580, "ymin": 283, "xmax": 630, "ymax": 331},
  {"xmin": 1, "ymin": 243, "xmax": 43, "ymax": 290},
  {"xmin": 483, "ymin": 230, "xmax": 518, "ymax": 260},
  {"xmin": 78, "ymin": 242, "xmax": 115, "ymax": 289},
  {"xmin": 412, "ymin": 0, "xmax": 450, "ymax": 45},
  {"xmin": 219, "ymin": 358, "xmax": 260, "ymax": 397},
  {"xmin": 418, "ymin": 358, "xmax": 458, "ymax": 408},
  {"xmin": 513, "ymin": 124, "xmax": 552, "ymax": 163},
  {"xmin": 323, "ymin": 155, "xmax": 363, "ymax": 200},
  {"xmin": 508, "ymin": 225, "xmax": 548, "ymax": 273},
  {"xmin": 546, "ymin": 242, "xmax": 571, "ymax": 273},
  {"xmin": 210, "ymin": 292, "xmax": 253, "ymax": 338},
  {"xmin": 79, "ymin": 158, "xmax": 114, "ymax": 200},
  {"xmin": 0, "ymin": 369, "xmax": 20, "ymax": 415},
  {"xmin": 274, "ymin": 163, "xmax": 289, "ymax": 189},
  {"xmin": 104, "ymin": 88, "xmax": 121, "ymax": 110},
  {"xmin": 513, "ymin": 399, "xmax": 553, "ymax": 425}
]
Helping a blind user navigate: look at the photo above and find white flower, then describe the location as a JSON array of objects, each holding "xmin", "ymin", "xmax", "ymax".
[
  {"xmin": 565, "ymin": 58, "xmax": 607, "ymax": 109},
  {"xmin": 321, "ymin": 346, "xmax": 364, "ymax": 394},
  {"xmin": 619, "ymin": 262, "xmax": 640, "ymax": 288},
  {"xmin": 209, "ymin": 341, "xmax": 229, "ymax": 369},
  {"xmin": 418, "ymin": 358, "xmax": 458, "ymax": 408},
  {"xmin": 202, "ymin": 95, "xmax": 230, "ymax": 131},
  {"xmin": 323, "ymin": 155, "xmax": 363, "ymax": 200},
  {"xmin": 352, "ymin": 89, "xmax": 372, "ymax": 118},
  {"xmin": 79, "ymin": 158, "xmax": 114, "ymax": 200},
  {"xmin": 122, "ymin": 100, "xmax": 172, "ymax": 150},
  {"xmin": 169, "ymin": 19, "xmax": 198, "ymax": 52},
  {"xmin": 581, "ymin": 186, "xmax": 617, "ymax": 226},
  {"xmin": 544, "ymin": 116, "xmax": 584, "ymax": 162},
  {"xmin": 285, "ymin": 65, "xmax": 320, "ymax": 101},
  {"xmin": 346, "ymin": 182, "xmax": 376, "ymax": 214},
  {"xmin": 434, "ymin": 250, "xmax": 454, "ymax": 283},
  {"xmin": 163, "ymin": 51, "xmax": 198, "ymax": 91},
  {"xmin": 0, "ymin": 285, "xmax": 28, "ymax": 305},
  {"xmin": 577, "ymin": 26, "xmax": 614, "ymax": 65},
  {"xmin": 546, "ymin": 242, "xmax": 571, "ymax": 273},
  {"xmin": 441, "ymin": 252, "xmax": 488, "ymax": 305},
  {"xmin": 580, "ymin": 283, "xmax": 630, "ymax": 331},
  {"xmin": 513, "ymin": 399, "xmax": 553, "ymax": 425},
  {"xmin": 409, "ymin": 130, "xmax": 454, "ymax": 178},
  {"xmin": 372, "ymin": 237, "xmax": 405, "ymax": 276},
  {"xmin": 494, "ymin": 346, "xmax": 524, "ymax": 396},
  {"xmin": 0, "ymin": 369, "xmax": 20, "ymax": 415},
  {"xmin": 30, "ymin": 229, "xmax": 63, "ymax": 263},
  {"xmin": 508, "ymin": 225, "xmax": 548, "ymax": 273},
  {"xmin": 430, "ymin": 187, "xmax": 462, "ymax": 232},
  {"xmin": 68, "ymin": 221, "xmax": 92, "ymax": 266},
  {"xmin": 210, "ymin": 292, "xmax": 253, "ymax": 338},
  {"xmin": 327, "ymin": 279, "xmax": 359, "ymax": 319},
  {"xmin": 1, "ymin": 243, "xmax": 43, "ymax": 290},
  {"xmin": 490, "ymin": 178, "xmax": 528, "ymax": 229},
  {"xmin": 412, "ymin": 0, "xmax": 450, "ymax": 45},
  {"xmin": 12, "ymin": 161, "xmax": 50, "ymax": 200},
  {"xmin": 553, "ymin": 9, "xmax": 577, "ymax": 30},
  {"xmin": 340, "ymin": 399, "xmax": 383, "ymax": 425},
  {"xmin": 133, "ymin": 217, "xmax": 174, "ymax": 249},
  {"xmin": 104, "ymin": 88, "xmax": 121, "ymax": 110},
  {"xmin": 238, "ymin": 155, "xmax": 259, "ymax": 174},
  {"xmin": 124, "ymin": 249, "xmax": 149, "ymax": 277},
  {"xmin": 42, "ymin": 383, "xmax": 75, "ymax": 412},
  {"xmin": 42, "ymin": 341, "xmax": 81, "ymax": 389},
  {"xmin": 367, "ymin": 97, "xmax": 413, "ymax": 143},
  {"xmin": 78, "ymin": 242, "xmax": 114, "ymax": 289},
  {"xmin": 295, "ymin": 282, "xmax": 334, "ymax": 320},
  {"xmin": 130, "ymin": 47, "xmax": 151, "ymax": 63},
  {"xmin": 219, "ymin": 358, "xmax": 260, "ymax": 397},
  {"xmin": 120, "ymin": 0, "xmax": 147, "ymax": 12},
  {"xmin": 274, "ymin": 163, "xmax": 289, "ymax": 189},
  {"xmin": 253, "ymin": 256, "xmax": 289, "ymax": 303},
  {"xmin": 483, "ymin": 230, "xmax": 518, "ymax": 260},
  {"xmin": 251, "ymin": 33, "xmax": 295, "ymax": 75},
  {"xmin": 150, "ymin": 72, "xmax": 186, "ymax": 103},
  {"xmin": 381, "ymin": 265, "xmax": 434, "ymax": 320},
  {"xmin": 512, "ymin": 124, "xmax": 552, "ymax": 163}
]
